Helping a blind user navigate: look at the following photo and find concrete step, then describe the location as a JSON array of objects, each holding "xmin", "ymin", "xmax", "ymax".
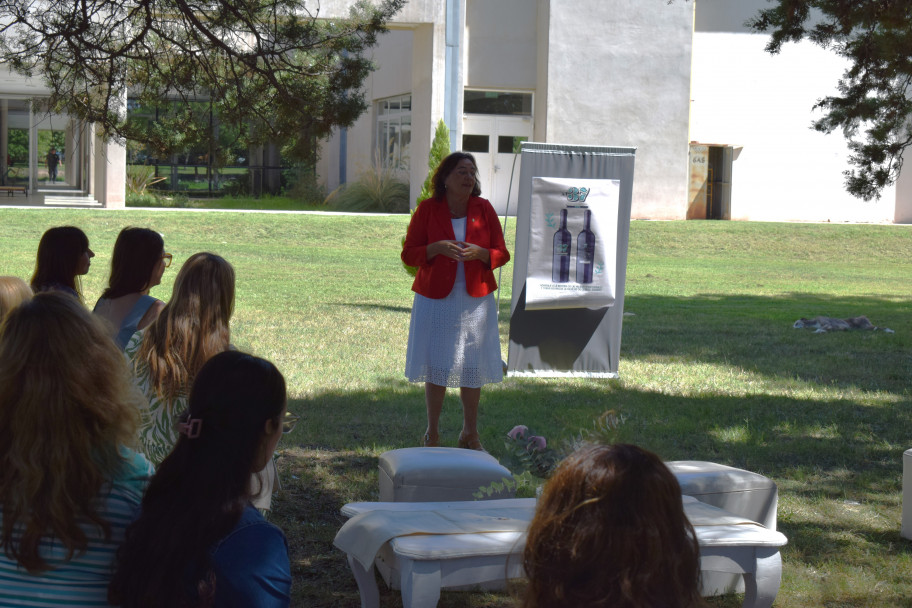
[{"xmin": 42, "ymin": 194, "xmax": 102, "ymax": 207}]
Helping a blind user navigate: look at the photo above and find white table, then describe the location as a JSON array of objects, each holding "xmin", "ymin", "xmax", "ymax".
[{"xmin": 336, "ymin": 497, "xmax": 787, "ymax": 608}]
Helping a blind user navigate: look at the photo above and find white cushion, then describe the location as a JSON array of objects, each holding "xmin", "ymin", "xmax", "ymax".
[
  {"xmin": 667, "ymin": 460, "xmax": 778, "ymax": 530},
  {"xmin": 379, "ymin": 447, "xmax": 515, "ymax": 502}
]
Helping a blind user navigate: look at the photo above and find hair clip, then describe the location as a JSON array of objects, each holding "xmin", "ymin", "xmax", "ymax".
[{"xmin": 178, "ymin": 418, "xmax": 203, "ymax": 439}]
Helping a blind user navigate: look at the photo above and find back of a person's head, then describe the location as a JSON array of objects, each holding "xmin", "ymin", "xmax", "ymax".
[
  {"xmin": 169, "ymin": 252, "xmax": 235, "ymax": 326},
  {"xmin": 0, "ymin": 291, "xmax": 140, "ymax": 573},
  {"xmin": 30, "ymin": 226, "xmax": 88, "ymax": 293},
  {"xmin": 171, "ymin": 350, "xmax": 286, "ymax": 490},
  {"xmin": 139, "ymin": 252, "xmax": 235, "ymax": 401},
  {"xmin": 102, "ymin": 227, "xmax": 164, "ymax": 299},
  {"xmin": 522, "ymin": 443, "xmax": 703, "ymax": 608},
  {"xmin": 0, "ymin": 276, "xmax": 32, "ymax": 325},
  {"xmin": 109, "ymin": 350, "xmax": 285, "ymax": 607}
]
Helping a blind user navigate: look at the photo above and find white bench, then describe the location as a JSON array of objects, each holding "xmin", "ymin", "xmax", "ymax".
[{"xmin": 335, "ymin": 497, "xmax": 787, "ymax": 608}]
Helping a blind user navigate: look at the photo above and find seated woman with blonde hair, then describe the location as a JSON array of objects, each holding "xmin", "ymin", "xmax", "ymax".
[
  {"xmin": 0, "ymin": 276, "xmax": 32, "ymax": 325},
  {"xmin": 0, "ymin": 292, "xmax": 152, "ymax": 606},
  {"xmin": 125, "ymin": 252, "xmax": 235, "ymax": 465},
  {"xmin": 522, "ymin": 443, "xmax": 705, "ymax": 608}
]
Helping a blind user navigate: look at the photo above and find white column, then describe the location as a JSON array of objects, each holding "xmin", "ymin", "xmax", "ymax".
[
  {"xmin": 94, "ymin": 129, "xmax": 126, "ymax": 208},
  {"xmin": 92, "ymin": 89, "xmax": 127, "ymax": 208},
  {"xmin": 894, "ymin": 158, "xmax": 912, "ymax": 224}
]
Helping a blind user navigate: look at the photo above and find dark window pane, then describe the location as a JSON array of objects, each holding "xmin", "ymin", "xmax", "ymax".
[
  {"xmin": 462, "ymin": 134, "xmax": 489, "ymax": 153},
  {"xmin": 498, "ymin": 135, "xmax": 528, "ymax": 154},
  {"xmin": 464, "ymin": 91, "xmax": 532, "ymax": 115}
]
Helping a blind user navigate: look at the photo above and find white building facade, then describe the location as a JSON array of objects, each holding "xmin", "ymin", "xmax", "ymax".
[
  {"xmin": 3, "ymin": 0, "xmax": 910, "ymax": 221},
  {"xmin": 318, "ymin": 0, "xmax": 912, "ymax": 223}
]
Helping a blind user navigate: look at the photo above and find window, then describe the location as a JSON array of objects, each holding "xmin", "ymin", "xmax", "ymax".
[
  {"xmin": 462, "ymin": 135, "xmax": 490, "ymax": 153},
  {"xmin": 464, "ymin": 91, "xmax": 532, "ymax": 116},
  {"xmin": 498, "ymin": 135, "xmax": 528, "ymax": 154},
  {"xmin": 376, "ymin": 94, "xmax": 411, "ymax": 170}
]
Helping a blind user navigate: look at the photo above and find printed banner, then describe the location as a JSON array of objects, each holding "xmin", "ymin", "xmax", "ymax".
[{"xmin": 524, "ymin": 177, "xmax": 620, "ymax": 310}]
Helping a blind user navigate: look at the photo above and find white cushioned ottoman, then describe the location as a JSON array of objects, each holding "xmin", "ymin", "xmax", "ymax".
[
  {"xmin": 666, "ymin": 461, "xmax": 778, "ymax": 530},
  {"xmin": 666, "ymin": 460, "xmax": 778, "ymax": 596},
  {"xmin": 379, "ymin": 447, "xmax": 515, "ymax": 502}
]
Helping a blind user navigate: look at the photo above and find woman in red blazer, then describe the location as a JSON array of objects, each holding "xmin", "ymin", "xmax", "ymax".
[{"xmin": 401, "ymin": 152, "xmax": 510, "ymax": 450}]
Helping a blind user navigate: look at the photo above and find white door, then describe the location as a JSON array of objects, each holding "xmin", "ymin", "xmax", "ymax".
[{"xmin": 462, "ymin": 115, "xmax": 532, "ymax": 216}]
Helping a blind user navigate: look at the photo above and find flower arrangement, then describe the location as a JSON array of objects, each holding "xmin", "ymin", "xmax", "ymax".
[
  {"xmin": 474, "ymin": 410, "xmax": 628, "ymax": 499},
  {"xmin": 503, "ymin": 425, "xmax": 558, "ymax": 479}
]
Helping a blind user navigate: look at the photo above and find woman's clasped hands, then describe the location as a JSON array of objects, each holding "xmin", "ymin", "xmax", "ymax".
[{"xmin": 429, "ymin": 240, "xmax": 489, "ymax": 263}]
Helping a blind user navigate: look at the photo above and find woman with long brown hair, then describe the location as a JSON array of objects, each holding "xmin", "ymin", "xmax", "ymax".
[
  {"xmin": 125, "ymin": 252, "xmax": 235, "ymax": 465},
  {"xmin": 109, "ymin": 351, "xmax": 291, "ymax": 607},
  {"xmin": 30, "ymin": 226, "xmax": 94, "ymax": 301},
  {"xmin": 522, "ymin": 444, "xmax": 705, "ymax": 608},
  {"xmin": 93, "ymin": 227, "xmax": 170, "ymax": 350},
  {"xmin": 0, "ymin": 292, "xmax": 152, "ymax": 606}
]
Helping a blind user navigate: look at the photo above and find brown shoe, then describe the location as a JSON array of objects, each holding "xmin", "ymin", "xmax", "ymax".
[
  {"xmin": 457, "ymin": 432, "xmax": 485, "ymax": 452},
  {"xmin": 424, "ymin": 431, "xmax": 439, "ymax": 447}
]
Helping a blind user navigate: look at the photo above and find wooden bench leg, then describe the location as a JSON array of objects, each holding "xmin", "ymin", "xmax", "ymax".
[
  {"xmin": 346, "ymin": 553, "xmax": 381, "ymax": 608},
  {"xmin": 400, "ymin": 558, "xmax": 442, "ymax": 608}
]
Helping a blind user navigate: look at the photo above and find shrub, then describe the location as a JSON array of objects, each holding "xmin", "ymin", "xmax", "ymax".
[
  {"xmin": 126, "ymin": 165, "xmax": 166, "ymax": 195},
  {"xmin": 324, "ymin": 162, "xmax": 409, "ymax": 213}
]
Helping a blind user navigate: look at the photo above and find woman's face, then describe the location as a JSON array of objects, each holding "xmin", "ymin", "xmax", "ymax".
[
  {"xmin": 149, "ymin": 248, "xmax": 167, "ymax": 288},
  {"xmin": 255, "ymin": 402, "xmax": 287, "ymax": 471},
  {"xmin": 444, "ymin": 159, "xmax": 477, "ymax": 198},
  {"xmin": 77, "ymin": 246, "xmax": 94, "ymax": 275}
]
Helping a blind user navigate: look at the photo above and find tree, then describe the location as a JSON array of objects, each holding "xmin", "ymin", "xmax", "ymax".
[
  {"xmin": 747, "ymin": 1, "xmax": 912, "ymax": 200},
  {"xmin": 416, "ymin": 119, "xmax": 451, "ymax": 207},
  {"xmin": 0, "ymin": 0, "xmax": 405, "ymax": 160}
]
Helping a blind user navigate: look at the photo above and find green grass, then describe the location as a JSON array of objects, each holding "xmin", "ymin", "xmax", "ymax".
[
  {"xmin": 126, "ymin": 194, "xmax": 326, "ymax": 211},
  {"xmin": 1, "ymin": 210, "xmax": 911, "ymax": 607}
]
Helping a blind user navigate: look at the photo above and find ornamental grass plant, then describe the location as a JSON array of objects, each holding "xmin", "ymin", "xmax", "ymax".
[{"xmin": 0, "ymin": 208, "xmax": 910, "ymax": 606}]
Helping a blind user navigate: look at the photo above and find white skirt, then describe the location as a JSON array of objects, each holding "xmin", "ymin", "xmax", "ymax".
[{"xmin": 405, "ymin": 284, "xmax": 504, "ymax": 389}]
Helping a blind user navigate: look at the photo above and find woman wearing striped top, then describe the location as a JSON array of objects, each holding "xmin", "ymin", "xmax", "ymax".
[{"xmin": 0, "ymin": 292, "xmax": 153, "ymax": 607}]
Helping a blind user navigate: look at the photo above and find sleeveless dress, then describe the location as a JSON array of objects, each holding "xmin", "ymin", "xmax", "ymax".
[
  {"xmin": 93, "ymin": 294, "xmax": 158, "ymax": 351},
  {"xmin": 124, "ymin": 330, "xmax": 187, "ymax": 465},
  {"xmin": 404, "ymin": 217, "xmax": 504, "ymax": 388}
]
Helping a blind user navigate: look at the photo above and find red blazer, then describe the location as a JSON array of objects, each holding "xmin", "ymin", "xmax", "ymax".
[{"xmin": 402, "ymin": 196, "xmax": 511, "ymax": 299}]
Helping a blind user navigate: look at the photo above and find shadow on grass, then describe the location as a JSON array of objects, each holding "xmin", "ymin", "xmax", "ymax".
[
  {"xmin": 337, "ymin": 302, "xmax": 413, "ymax": 315},
  {"xmin": 605, "ymin": 292, "xmax": 908, "ymax": 393},
  {"xmin": 276, "ymin": 375, "xmax": 912, "ymax": 606}
]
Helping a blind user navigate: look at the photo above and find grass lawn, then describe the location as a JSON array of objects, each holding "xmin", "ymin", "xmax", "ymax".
[
  {"xmin": 1, "ymin": 209, "xmax": 911, "ymax": 606},
  {"xmin": 127, "ymin": 194, "xmax": 327, "ymax": 211}
]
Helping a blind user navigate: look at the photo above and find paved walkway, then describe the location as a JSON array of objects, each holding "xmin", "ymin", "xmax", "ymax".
[{"xmin": 0, "ymin": 182, "xmax": 100, "ymax": 208}]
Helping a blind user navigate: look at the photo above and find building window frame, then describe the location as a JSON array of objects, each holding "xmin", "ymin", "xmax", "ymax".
[{"xmin": 376, "ymin": 93, "xmax": 411, "ymax": 170}]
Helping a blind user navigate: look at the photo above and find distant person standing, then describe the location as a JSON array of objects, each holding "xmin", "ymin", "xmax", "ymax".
[{"xmin": 46, "ymin": 147, "xmax": 60, "ymax": 182}]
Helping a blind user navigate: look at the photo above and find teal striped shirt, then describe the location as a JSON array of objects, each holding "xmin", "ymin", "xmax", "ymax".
[{"xmin": 0, "ymin": 449, "xmax": 153, "ymax": 607}]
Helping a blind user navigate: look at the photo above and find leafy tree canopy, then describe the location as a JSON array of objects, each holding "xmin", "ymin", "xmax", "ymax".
[
  {"xmin": 0, "ymin": 0, "xmax": 405, "ymax": 161},
  {"xmin": 747, "ymin": 0, "xmax": 912, "ymax": 200}
]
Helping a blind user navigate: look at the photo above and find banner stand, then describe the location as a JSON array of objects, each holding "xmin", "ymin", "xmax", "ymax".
[{"xmin": 507, "ymin": 143, "xmax": 636, "ymax": 378}]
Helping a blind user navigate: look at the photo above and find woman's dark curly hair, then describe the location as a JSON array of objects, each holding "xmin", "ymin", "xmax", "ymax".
[{"xmin": 431, "ymin": 151, "xmax": 481, "ymax": 199}]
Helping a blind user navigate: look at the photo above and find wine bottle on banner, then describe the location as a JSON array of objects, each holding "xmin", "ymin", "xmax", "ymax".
[
  {"xmin": 552, "ymin": 208, "xmax": 571, "ymax": 283},
  {"xmin": 576, "ymin": 209, "xmax": 596, "ymax": 284}
]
